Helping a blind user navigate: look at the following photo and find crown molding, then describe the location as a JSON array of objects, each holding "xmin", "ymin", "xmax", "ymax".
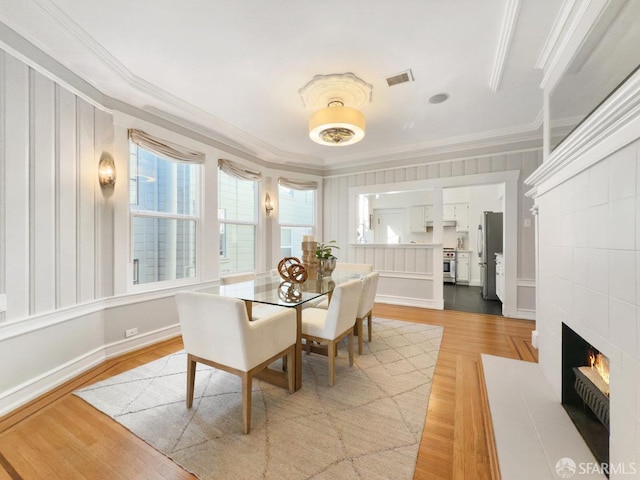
[
  {"xmin": 1, "ymin": 0, "xmax": 314, "ymax": 164},
  {"xmin": 535, "ymin": 0, "xmax": 578, "ymax": 70},
  {"xmin": 1, "ymin": 0, "xmax": 546, "ymax": 173},
  {"xmin": 319, "ymin": 116, "xmax": 543, "ymax": 169},
  {"xmin": 490, "ymin": 0, "xmax": 521, "ymax": 92},
  {"xmin": 538, "ymin": 0, "xmax": 610, "ymax": 92}
]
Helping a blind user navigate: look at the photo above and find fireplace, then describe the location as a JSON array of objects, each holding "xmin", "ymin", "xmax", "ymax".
[{"xmin": 562, "ymin": 323, "xmax": 610, "ymax": 471}]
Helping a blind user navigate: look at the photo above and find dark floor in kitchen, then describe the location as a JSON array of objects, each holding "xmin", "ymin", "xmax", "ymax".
[{"xmin": 444, "ymin": 283, "xmax": 503, "ymax": 316}]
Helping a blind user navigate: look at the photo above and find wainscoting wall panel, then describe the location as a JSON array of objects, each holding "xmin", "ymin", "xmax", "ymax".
[
  {"xmin": 0, "ymin": 50, "xmax": 113, "ymax": 323},
  {"xmin": 3, "ymin": 51, "xmax": 30, "ymax": 322},
  {"xmin": 57, "ymin": 85, "xmax": 78, "ymax": 309},
  {"xmin": 324, "ymin": 150, "xmax": 542, "ymax": 315},
  {"xmin": 31, "ymin": 70, "xmax": 56, "ymax": 314}
]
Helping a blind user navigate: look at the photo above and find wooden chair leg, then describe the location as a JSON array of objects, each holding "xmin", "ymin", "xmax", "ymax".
[
  {"xmin": 186, "ymin": 355, "xmax": 196, "ymax": 408},
  {"xmin": 242, "ymin": 373, "xmax": 252, "ymax": 434},
  {"xmin": 367, "ymin": 312, "xmax": 373, "ymax": 341},
  {"xmin": 328, "ymin": 340, "xmax": 336, "ymax": 386},
  {"xmin": 356, "ymin": 317, "xmax": 364, "ymax": 355},
  {"xmin": 286, "ymin": 347, "xmax": 294, "ymax": 393},
  {"xmin": 347, "ymin": 332, "xmax": 354, "ymax": 366},
  {"xmin": 282, "ymin": 354, "xmax": 288, "ymax": 372}
]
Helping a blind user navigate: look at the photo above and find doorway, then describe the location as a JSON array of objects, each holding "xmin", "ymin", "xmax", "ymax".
[
  {"xmin": 373, "ymin": 208, "xmax": 404, "ymax": 244},
  {"xmin": 443, "ymin": 283, "xmax": 502, "ymax": 315}
]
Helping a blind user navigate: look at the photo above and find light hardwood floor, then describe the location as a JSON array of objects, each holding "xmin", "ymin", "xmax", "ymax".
[{"xmin": 0, "ymin": 304, "xmax": 536, "ymax": 480}]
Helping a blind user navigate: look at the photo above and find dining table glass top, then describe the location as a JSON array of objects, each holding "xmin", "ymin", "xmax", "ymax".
[{"xmin": 197, "ymin": 271, "xmax": 365, "ymax": 308}]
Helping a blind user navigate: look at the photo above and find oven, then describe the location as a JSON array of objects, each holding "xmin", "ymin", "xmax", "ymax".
[{"xmin": 443, "ymin": 249, "xmax": 456, "ymax": 283}]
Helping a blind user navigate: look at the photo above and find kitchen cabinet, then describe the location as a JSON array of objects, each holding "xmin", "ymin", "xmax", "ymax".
[
  {"xmin": 455, "ymin": 204, "xmax": 469, "ymax": 232},
  {"xmin": 443, "ymin": 203, "xmax": 469, "ymax": 232},
  {"xmin": 424, "ymin": 204, "xmax": 434, "ymax": 222},
  {"xmin": 495, "ymin": 253, "xmax": 504, "ymax": 302},
  {"xmin": 409, "ymin": 205, "xmax": 427, "ymax": 232},
  {"xmin": 409, "ymin": 204, "xmax": 435, "ymax": 232},
  {"xmin": 443, "ymin": 204, "xmax": 456, "ymax": 221},
  {"xmin": 456, "ymin": 251, "xmax": 470, "ymax": 284}
]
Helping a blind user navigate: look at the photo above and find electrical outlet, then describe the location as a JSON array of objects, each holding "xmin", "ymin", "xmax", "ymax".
[
  {"xmin": 125, "ymin": 327, "xmax": 138, "ymax": 338},
  {"xmin": 0, "ymin": 294, "xmax": 6, "ymax": 313}
]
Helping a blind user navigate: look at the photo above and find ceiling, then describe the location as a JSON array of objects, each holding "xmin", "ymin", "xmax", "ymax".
[{"xmin": 0, "ymin": 0, "xmax": 562, "ymax": 169}]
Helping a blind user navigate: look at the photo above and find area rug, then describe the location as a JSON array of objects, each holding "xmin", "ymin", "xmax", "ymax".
[{"xmin": 75, "ymin": 318, "xmax": 443, "ymax": 480}]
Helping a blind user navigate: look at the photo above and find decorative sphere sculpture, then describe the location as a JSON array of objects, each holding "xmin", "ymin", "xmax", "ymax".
[
  {"xmin": 277, "ymin": 257, "xmax": 308, "ymax": 283},
  {"xmin": 278, "ymin": 281, "xmax": 303, "ymax": 303}
]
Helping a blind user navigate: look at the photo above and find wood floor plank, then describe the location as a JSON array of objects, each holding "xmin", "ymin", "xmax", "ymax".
[{"xmin": 0, "ymin": 305, "xmax": 536, "ymax": 480}]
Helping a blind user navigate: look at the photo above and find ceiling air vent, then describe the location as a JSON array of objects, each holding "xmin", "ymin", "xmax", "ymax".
[{"xmin": 386, "ymin": 69, "xmax": 414, "ymax": 87}]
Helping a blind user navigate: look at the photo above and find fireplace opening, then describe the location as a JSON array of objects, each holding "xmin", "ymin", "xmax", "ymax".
[{"xmin": 562, "ymin": 323, "xmax": 610, "ymax": 472}]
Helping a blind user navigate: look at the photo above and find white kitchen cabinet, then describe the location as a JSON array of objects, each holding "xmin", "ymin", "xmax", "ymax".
[
  {"xmin": 409, "ymin": 204, "xmax": 435, "ymax": 232},
  {"xmin": 424, "ymin": 204, "xmax": 434, "ymax": 222},
  {"xmin": 409, "ymin": 205, "xmax": 427, "ymax": 232},
  {"xmin": 495, "ymin": 253, "xmax": 504, "ymax": 302},
  {"xmin": 455, "ymin": 204, "xmax": 469, "ymax": 232},
  {"xmin": 443, "ymin": 203, "xmax": 469, "ymax": 232},
  {"xmin": 443, "ymin": 204, "xmax": 456, "ymax": 221},
  {"xmin": 456, "ymin": 251, "xmax": 470, "ymax": 284}
]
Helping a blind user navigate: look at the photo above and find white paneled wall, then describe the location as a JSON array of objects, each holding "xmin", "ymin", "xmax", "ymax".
[
  {"xmin": 324, "ymin": 151, "xmax": 542, "ymax": 314},
  {"xmin": 347, "ymin": 245, "xmax": 434, "ymax": 274},
  {"xmin": 0, "ymin": 50, "xmax": 113, "ymax": 323},
  {"xmin": 534, "ymin": 139, "xmax": 640, "ymax": 472}
]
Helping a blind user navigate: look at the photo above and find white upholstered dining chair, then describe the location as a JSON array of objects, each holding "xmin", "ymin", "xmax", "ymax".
[
  {"xmin": 220, "ymin": 272, "xmax": 257, "ymax": 285},
  {"xmin": 333, "ymin": 263, "xmax": 373, "ymax": 273},
  {"xmin": 313, "ymin": 271, "xmax": 379, "ymax": 355},
  {"xmin": 301, "ymin": 279, "xmax": 362, "ymax": 386},
  {"xmin": 175, "ymin": 291, "xmax": 296, "ymax": 434},
  {"xmin": 354, "ymin": 271, "xmax": 379, "ymax": 354},
  {"xmin": 219, "ymin": 271, "xmax": 283, "ymax": 319}
]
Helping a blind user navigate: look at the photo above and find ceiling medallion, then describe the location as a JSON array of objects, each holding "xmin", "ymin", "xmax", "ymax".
[{"xmin": 299, "ymin": 73, "xmax": 372, "ymax": 147}]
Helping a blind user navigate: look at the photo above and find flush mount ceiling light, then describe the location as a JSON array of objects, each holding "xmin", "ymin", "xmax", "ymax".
[{"xmin": 299, "ymin": 73, "xmax": 372, "ymax": 146}]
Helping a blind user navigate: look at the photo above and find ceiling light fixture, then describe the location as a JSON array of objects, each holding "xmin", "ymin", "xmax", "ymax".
[
  {"xmin": 299, "ymin": 73, "xmax": 372, "ymax": 147},
  {"xmin": 309, "ymin": 100, "xmax": 365, "ymax": 146}
]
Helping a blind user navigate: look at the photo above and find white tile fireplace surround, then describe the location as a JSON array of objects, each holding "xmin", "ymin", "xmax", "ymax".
[{"xmin": 527, "ymin": 135, "xmax": 640, "ymax": 478}]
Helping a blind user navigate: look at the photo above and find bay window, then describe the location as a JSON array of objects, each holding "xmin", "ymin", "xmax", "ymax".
[
  {"xmin": 129, "ymin": 129, "xmax": 203, "ymax": 286},
  {"xmin": 278, "ymin": 178, "xmax": 317, "ymax": 258}
]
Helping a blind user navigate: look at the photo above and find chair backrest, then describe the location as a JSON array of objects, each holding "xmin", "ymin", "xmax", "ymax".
[
  {"xmin": 323, "ymin": 279, "xmax": 362, "ymax": 337},
  {"xmin": 175, "ymin": 292, "xmax": 249, "ymax": 370},
  {"xmin": 357, "ymin": 271, "xmax": 379, "ymax": 318},
  {"xmin": 334, "ymin": 263, "xmax": 373, "ymax": 273},
  {"xmin": 220, "ymin": 272, "xmax": 257, "ymax": 285}
]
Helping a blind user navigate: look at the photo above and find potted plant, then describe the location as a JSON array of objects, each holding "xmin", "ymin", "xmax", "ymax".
[{"xmin": 316, "ymin": 240, "xmax": 340, "ymax": 276}]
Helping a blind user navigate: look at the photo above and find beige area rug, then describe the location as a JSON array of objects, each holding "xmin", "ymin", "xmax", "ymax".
[{"xmin": 75, "ymin": 318, "xmax": 443, "ymax": 480}]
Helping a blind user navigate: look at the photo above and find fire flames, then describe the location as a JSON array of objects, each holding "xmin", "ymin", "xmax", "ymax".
[{"xmin": 589, "ymin": 349, "xmax": 610, "ymax": 386}]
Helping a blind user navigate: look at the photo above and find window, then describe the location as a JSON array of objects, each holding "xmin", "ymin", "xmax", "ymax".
[
  {"xmin": 218, "ymin": 168, "xmax": 258, "ymax": 274},
  {"xmin": 278, "ymin": 179, "xmax": 316, "ymax": 258},
  {"xmin": 129, "ymin": 140, "xmax": 200, "ymax": 286}
]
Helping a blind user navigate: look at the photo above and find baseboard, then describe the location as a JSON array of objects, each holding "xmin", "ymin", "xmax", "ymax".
[
  {"xmin": 531, "ymin": 330, "xmax": 539, "ymax": 349},
  {"xmin": 0, "ymin": 348, "xmax": 106, "ymax": 417},
  {"xmin": 375, "ymin": 294, "xmax": 443, "ymax": 310},
  {"xmin": 0, "ymin": 325, "xmax": 181, "ymax": 417},
  {"xmin": 104, "ymin": 324, "xmax": 181, "ymax": 359},
  {"xmin": 516, "ymin": 309, "xmax": 536, "ymax": 321}
]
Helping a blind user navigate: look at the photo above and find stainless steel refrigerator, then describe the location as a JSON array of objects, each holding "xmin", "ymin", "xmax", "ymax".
[{"xmin": 477, "ymin": 212, "xmax": 503, "ymax": 300}]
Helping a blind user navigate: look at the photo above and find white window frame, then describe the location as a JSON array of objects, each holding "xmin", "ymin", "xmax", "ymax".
[
  {"xmin": 218, "ymin": 167, "xmax": 260, "ymax": 274},
  {"xmin": 128, "ymin": 143, "xmax": 203, "ymax": 292},
  {"xmin": 278, "ymin": 184, "xmax": 317, "ymax": 259}
]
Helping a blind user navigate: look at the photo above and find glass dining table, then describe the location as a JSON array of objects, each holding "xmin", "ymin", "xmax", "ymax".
[{"xmin": 197, "ymin": 271, "xmax": 365, "ymax": 391}]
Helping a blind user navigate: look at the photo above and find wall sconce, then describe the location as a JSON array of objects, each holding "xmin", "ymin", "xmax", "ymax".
[
  {"xmin": 98, "ymin": 154, "xmax": 116, "ymax": 188},
  {"xmin": 265, "ymin": 193, "xmax": 274, "ymax": 216}
]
